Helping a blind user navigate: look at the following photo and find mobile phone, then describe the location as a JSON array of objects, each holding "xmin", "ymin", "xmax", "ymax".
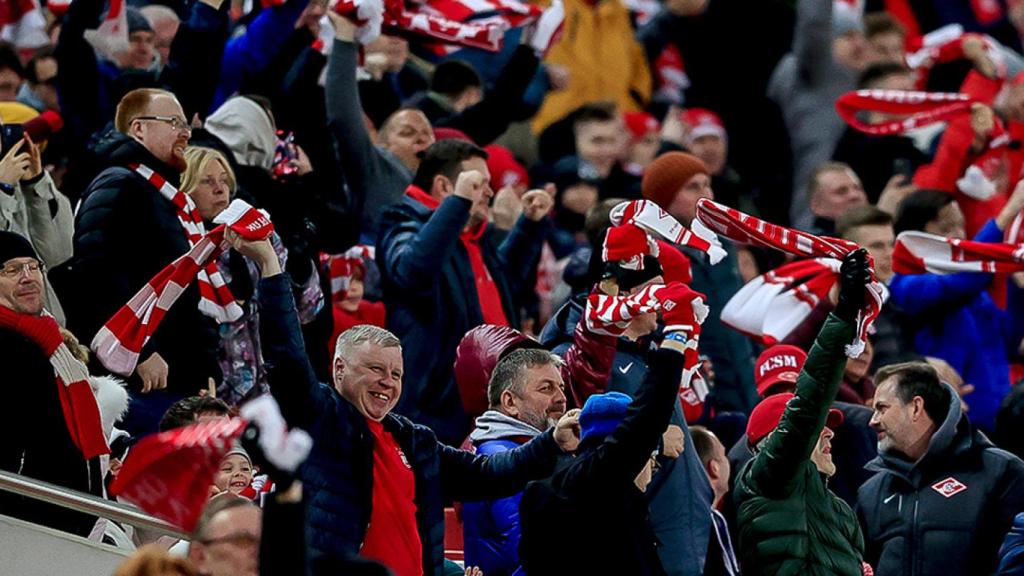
[
  {"xmin": 892, "ymin": 158, "xmax": 913, "ymax": 182},
  {"xmin": 0, "ymin": 124, "xmax": 24, "ymax": 156}
]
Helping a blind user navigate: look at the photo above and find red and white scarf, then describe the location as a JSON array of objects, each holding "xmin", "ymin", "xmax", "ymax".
[
  {"xmin": 133, "ymin": 164, "xmax": 243, "ymax": 323},
  {"xmin": 610, "ymin": 199, "xmax": 726, "ymax": 264},
  {"xmin": 322, "ymin": 245, "xmax": 375, "ymax": 300},
  {"xmin": 834, "ymin": 89, "xmax": 976, "ymax": 136},
  {"xmin": 92, "ymin": 198, "xmax": 274, "ymax": 377},
  {"xmin": 892, "ymin": 230, "xmax": 1024, "ymax": 275},
  {"xmin": 721, "ymin": 258, "xmax": 845, "ymax": 346},
  {"xmin": 0, "ymin": 307, "xmax": 109, "ymax": 459},
  {"xmin": 695, "ymin": 198, "xmax": 886, "ymax": 357}
]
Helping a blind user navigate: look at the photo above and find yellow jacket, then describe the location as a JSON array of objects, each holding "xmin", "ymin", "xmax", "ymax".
[{"xmin": 531, "ymin": 0, "xmax": 652, "ymax": 134}]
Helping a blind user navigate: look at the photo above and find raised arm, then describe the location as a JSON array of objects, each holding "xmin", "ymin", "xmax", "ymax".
[
  {"xmin": 747, "ymin": 251, "xmax": 868, "ymax": 494},
  {"xmin": 792, "ymin": 0, "xmax": 834, "ymax": 85},
  {"xmin": 325, "ymin": 15, "xmax": 410, "ymax": 230},
  {"xmin": 159, "ymin": 0, "xmax": 230, "ymax": 120},
  {"xmin": 241, "ymin": 235, "xmax": 326, "ymax": 429}
]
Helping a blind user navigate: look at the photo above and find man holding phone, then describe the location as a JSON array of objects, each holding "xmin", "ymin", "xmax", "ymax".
[{"xmin": 0, "ymin": 126, "xmax": 74, "ymax": 324}]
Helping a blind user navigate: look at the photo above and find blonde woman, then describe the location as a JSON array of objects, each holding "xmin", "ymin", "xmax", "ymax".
[{"xmin": 181, "ymin": 147, "xmax": 323, "ymax": 405}]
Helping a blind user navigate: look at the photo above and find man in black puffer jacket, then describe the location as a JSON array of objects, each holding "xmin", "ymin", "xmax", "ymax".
[
  {"xmin": 857, "ymin": 361, "xmax": 1024, "ymax": 576},
  {"xmin": 55, "ymin": 88, "xmax": 221, "ymax": 437}
]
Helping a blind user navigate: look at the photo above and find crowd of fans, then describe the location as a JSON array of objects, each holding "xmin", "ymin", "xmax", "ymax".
[{"xmin": 0, "ymin": 0, "xmax": 1024, "ymax": 574}]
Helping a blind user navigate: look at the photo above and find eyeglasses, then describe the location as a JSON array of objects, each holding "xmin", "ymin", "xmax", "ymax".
[
  {"xmin": 0, "ymin": 261, "xmax": 43, "ymax": 278},
  {"xmin": 133, "ymin": 115, "xmax": 192, "ymax": 133},
  {"xmin": 200, "ymin": 531, "xmax": 259, "ymax": 548}
]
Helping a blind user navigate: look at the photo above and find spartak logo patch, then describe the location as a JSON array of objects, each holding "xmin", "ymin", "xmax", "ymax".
[{"xmin": 931, "ymin": 477, "xmax": 967, "ymax": 498}]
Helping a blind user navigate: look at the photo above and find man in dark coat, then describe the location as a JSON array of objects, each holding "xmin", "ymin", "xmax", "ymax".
[
  {"xmin": 227, "ymin": 233, "xmax": 577, "ymax": 576},
  {"xmin": 376, "ymin": 139, "xmax": 552, "ymax": 445},
  {"xmin": 857, "ymin": 361, "xmax": 1024, "ymax": 576},
  {"xmin": 56, "ymin": 88, "xmax": 221, "ymax": 437},
  {"xmin": 519, "ymin": 281, "xmax": 708, "ymax": 576},
  {"xmin": 0, "ymin": 231, "xmax": 102, "ymax": 536}
]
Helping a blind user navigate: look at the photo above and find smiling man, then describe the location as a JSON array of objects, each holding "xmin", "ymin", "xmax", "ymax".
[
  {"xmin": 63, "ymin": 87, "xmax": 221, "ymax": 437},
  {"xmin": 229, "ymin": 230, "xmax": 579, "ymax": 576},
  {"xmin": 0, "ymin": 231, "xmax": 104, "ymax": 536},
  {"xmin": 857, "ymin": 362, "xmax": 1024, "ymax": 576}
]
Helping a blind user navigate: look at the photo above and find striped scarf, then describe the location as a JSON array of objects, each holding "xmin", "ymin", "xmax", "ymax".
[
  {"xmin": 91, "ymin": 186, "xmax": 274, "ymax": 377},
  {"xmin": 893, "ymin": 230, "xmax": 1024, "ymax": 275},
  {"xmin": 695, "ymin": 198, "xmax": 886, "ymax": 358}
]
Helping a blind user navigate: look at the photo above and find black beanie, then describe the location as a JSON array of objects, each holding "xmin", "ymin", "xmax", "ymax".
[
  {"xmin": 126, "ymin": 7, "xmax": 154, "ymax": 34},
  {"xmin": 0, "ymin": 231, "xmax": 37, "ymax": 265}
]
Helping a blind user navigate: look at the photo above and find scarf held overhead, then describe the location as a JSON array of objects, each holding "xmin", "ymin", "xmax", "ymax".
[
  {"xmin": 695, "ymin": 198, "xmax": 886, "ymax": 358},
  {"xmin": 91, "ymin": 197, "xmax": 274, "ymax": 377},
  {"xmin": 0, "ymin": 307, "xmax": 108, "ymax": 459},
  {"xmin": 892, "ymin": 230, "xmax": 1024, "ymax": 274},
  {"xmin": 609, "ymin": 199, "xmax": 726, "ymax": 264}
]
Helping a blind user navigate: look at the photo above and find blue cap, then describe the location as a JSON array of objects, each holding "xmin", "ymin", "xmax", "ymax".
[{"xmin": 579, "ymin": 391, "xmax": 633, "ymax": 442}]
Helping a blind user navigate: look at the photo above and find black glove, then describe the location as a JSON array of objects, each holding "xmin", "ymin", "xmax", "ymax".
[{"xmin": 833, "ymin": 248, "xmax": 872, "ymax": 322}]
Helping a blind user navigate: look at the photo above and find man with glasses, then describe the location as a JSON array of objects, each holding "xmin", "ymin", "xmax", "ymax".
[
  {"xmin": 0, "ymin": 231, "xmax": 106, "ymax": 536},
  {"xmin": 60, "ymin": 87, "xmax": 222, "ymax": 437}
]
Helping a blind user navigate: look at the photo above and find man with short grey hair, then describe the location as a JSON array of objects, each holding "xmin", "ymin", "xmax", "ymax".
[
  {"xmin": 232, "ymin": 232, "xmax": 581, "ymax": 575},
  {"xmin": 463, "ymin": 348, "xmax": 571, "ymax": 575}
]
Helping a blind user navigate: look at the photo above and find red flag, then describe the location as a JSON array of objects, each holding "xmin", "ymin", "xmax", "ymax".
[{"xmin": 109, "ymin": 419, "xmax": 247, "ymax": 532}]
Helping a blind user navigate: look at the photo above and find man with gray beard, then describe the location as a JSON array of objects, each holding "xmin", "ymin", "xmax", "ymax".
[{"xmin": 462, "ymin": 348, "xmax": 571, "ymax": 576}]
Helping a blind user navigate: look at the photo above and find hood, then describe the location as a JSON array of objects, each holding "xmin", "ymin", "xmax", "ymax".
[
  {"xmin": 539, "ymin": 297, "xmax": 583, "ymax": 349},
  {"xmin": 867, "ymin": 382, "xmax": 985, "ymax": 485},
  {"xmin": 469, "ymin": 410, "xmax": 543, "ymax": 443},
  {"xmin": 205, "ymin": 97, "xmax": 277, "ymax": 171},
  {"xmin": 454, "ymin": 325, "xmax": 541, "ymax": 420}
]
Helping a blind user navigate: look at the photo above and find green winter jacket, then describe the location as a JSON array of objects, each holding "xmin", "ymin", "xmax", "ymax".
[{"xmin": 734, "ymin": 314, "xmax": 866, "ymax": 576}]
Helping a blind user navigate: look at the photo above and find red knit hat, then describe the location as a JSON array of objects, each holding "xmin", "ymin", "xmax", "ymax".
[
  {"xmin": 747, "ymin": 392, "xmax": 844, "ymax": 448},
  {"xmin": 485, "ymin": 144, "xmax": 529, "ymax": 190},
  {"xmin": 623, "ymin": 111, "xmax": 661, "ymax": 141},
  {"xmin": 754, "ymin": 344, "xmax": 807, "ymax": 397},
  {"xmin": 641, "ymin": 152, "xmax": 709, "ymax": 209}
]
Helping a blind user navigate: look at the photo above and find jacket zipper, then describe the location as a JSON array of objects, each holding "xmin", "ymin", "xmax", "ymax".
[{"xmin": 911, "ymin": 494, "xmax": 919, "ymax": 575}]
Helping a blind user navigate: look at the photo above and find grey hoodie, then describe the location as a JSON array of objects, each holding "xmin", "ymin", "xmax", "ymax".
[
  {"xmin": 205, "ymin": 96, "xmax": 277, "ymax": 171},
  {"xmin": 767, "ymin": 0, "xmax": 858, "ymax": 230},
  {"xmin": 470, "ymin": 410, "xmax": 543, "ymax": 444}
]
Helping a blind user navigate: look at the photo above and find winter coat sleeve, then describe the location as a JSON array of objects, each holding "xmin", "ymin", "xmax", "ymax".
[
  {"xmin": 438, "ymin": 429, "xmax": 563, "ymax": 502},
  {"xmin": 378, "ymin": 197, "xmax": 471, "ymax": 294},
  {"xmin": 213, "ymin": 0, "xmax": 312, "ymax": 109},
  {"xmin": 792, "ymin": 0, "xmax": 833, "ymax": 85},
  {"xmin": 558, "ymin": 306, "xmax": 618, "ymax": 407},
  {"xmin": 560, "ymin": 348, "xmax": 686, "ymax": 494},
  {"xmin": 494, "ymin": 215, "xmax": 548, "ymax": 299},
  {"xmin": 1004, "ymin": 279, "xmax": 1024, "ymax": 360},
  {"xmin": 438, "ymin": 45, "xmax": 540, "ymax": 146},
  {"xmin": 747, "ymin": 314, "xmax": 855, "ymax": 497},
  {"xmin": 20, "ymin": 172, "xmax": 73, "ymax": 268},
  {"xmin": 1000, "ymin": 512, "xmax": 1024, "ymax": 575},
  {"xmin": 325, "ymin": 38, "xmax": 410, "ymax": 229},
  {"xmin": 54, "ymin": 0, "xmax": 107, "ymax": 146},
  {"xmin": 159, "ymin": 0, "xmax": 230, "ymax": 119},
  {"xmin": 257, "ymin": 272, "xmax": 328, "ymax": 430}
]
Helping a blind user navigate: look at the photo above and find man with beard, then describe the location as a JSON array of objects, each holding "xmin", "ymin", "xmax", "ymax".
[
  {"xmin": 60, "ymin": 88, "xmax": 221, "ymax": 437},
  {"xmin": 462, "ymin": 348, "xmax": 570, "ymax": 576}
]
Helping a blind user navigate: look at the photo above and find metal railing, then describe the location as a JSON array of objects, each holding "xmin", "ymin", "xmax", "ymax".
[{"xmin": 0, "ymin": 469, "xmax": 188, "ymax": 540}]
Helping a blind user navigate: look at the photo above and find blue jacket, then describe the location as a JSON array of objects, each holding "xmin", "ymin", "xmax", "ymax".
[
  {"xmin": 888, "ymin": 219, "xmax": 1024, "ymax": 432},
  {"xmin": 257, "ymin": 273, "xmax": 564, "ymax": 575},
  {"xmin": 1000, "ymin": 512, "xmax": 1024, "ymax": 574},
  {"xmin": 540, "ymin": 297, "xmax": 714, "ymax": 576},
  {"xmin": 377, "ymin": 193, "xmax": 547, "ymax": 444},
  {"xmin": 213, "ymin": 0, "xmax": 310, "ymax": 110},
  {"xmin": 462, "ymin": 438, "xmax": 527, "ymax": 576}
]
